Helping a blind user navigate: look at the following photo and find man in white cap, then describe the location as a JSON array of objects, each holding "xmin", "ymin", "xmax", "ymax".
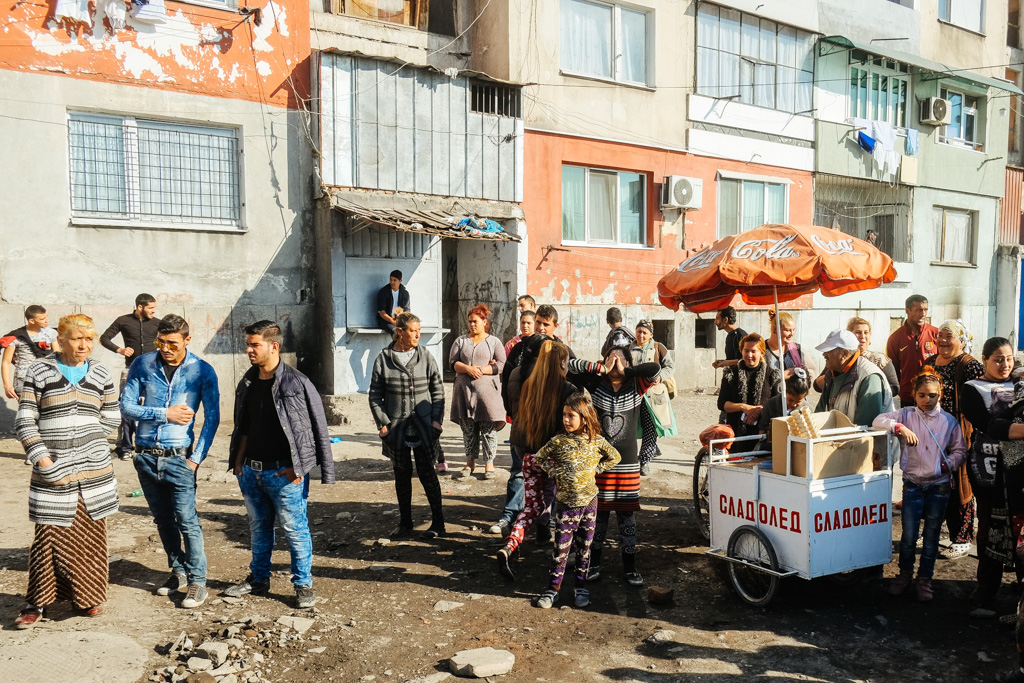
[{"xmin": 815, "ymin": 329, "xmax": 894, "ymax": 427}]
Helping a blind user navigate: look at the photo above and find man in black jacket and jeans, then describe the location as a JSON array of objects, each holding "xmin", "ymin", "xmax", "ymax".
[
  {"xmin": 223, "ymin": 320, "xmax": 336, "ymax": 609},
  {"xmin": 376, "ymin": 270, "xmax": 411, "ymax": 334},
  {"xmin": 100, "ymin": 293, "xmax": 160, "ymax": 460}
]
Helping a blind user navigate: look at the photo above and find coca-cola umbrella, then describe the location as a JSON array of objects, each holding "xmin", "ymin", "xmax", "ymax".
[{"xmin": 657, "ymin": 223, "xmax": 898, "ymax": 416}]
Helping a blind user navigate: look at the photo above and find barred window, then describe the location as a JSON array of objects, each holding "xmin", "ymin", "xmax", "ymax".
[
  {"xmin": 68, "ymin": 113, "xmax": 241, "ymax": 228},
  {"xmin": 470, "ymin": 81, "xmax": 522, "ymax": 118}
]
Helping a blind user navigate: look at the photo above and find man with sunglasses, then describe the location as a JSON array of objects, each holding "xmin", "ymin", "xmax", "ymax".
[{"xmin": 121, "ymin": 314, "xmax": 220, "ymax": 609}]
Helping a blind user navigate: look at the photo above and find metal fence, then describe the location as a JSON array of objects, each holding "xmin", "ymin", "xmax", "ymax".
[{"xmin": 813, "ymin": 173, "xmax": 912, "ymax": 262}]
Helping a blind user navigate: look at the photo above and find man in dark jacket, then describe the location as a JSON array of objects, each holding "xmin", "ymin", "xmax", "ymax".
[
  {"xmin": 376, "ymin": 269, "xmax": 411, "ymax": 333},
  {"xmin": 100, "ymin": 293, "xmax": 160, "ymax": 459},
  {"xmin": 223, "ymin": 320, "xmax": 336, "ymax": 609}
]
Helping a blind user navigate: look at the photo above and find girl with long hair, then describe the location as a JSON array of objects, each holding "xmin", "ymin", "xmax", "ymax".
[{"xmin": 498, "ymin": 338, "xmax": 578, "ymax": 579}]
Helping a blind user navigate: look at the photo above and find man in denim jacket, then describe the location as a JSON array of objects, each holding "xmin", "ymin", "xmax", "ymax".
[
  {"xmin": 121, "ymin": 314, "xmax": 220, "ymax": 609},
  {"xmin": 223, "ymin": 320, "xmax": 335, "ymax": 609}
]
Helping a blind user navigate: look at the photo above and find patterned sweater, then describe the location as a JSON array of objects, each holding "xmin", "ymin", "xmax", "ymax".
[
  {"xmin": 16, "ymin": 358, "xmax": 120, "ymax": 526},
  {"xmin": 535, "ymin": 433, "xmax": 621, "ymax": 507}
]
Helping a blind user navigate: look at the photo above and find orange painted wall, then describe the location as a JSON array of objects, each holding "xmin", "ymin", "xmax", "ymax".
[
  {"xmin": 523, "ymin": 129, "xmax": 814, "ymax": 309},
  {"xmin": 0, "ymin": 0, "xmax": 309, "ymax": 108}
]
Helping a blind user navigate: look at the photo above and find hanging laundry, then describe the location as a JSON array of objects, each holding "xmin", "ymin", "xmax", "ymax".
[
  {"xmin": 905, "ymin": 128, "xmax": 919, "ymax": 156},
  {"xmin": 133, "ymin": 0, "xmax": 168, "ymax": 24},
  {"xmin": 851, "ymin": 117, "xmax": 875, "ymax": 154},
  {"xmin": 55, "ymin": 0, "xmax": 92, "ymax": 26},
  {"xmin": 871, "ymin": 120, "xmax": 901, "ymax": 180},
  {"xmin": 97, "ymin": 0, "xmax": 128, "ymax": 30}
]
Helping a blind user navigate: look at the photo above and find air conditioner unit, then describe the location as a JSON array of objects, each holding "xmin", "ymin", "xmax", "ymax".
[
  {"xmin": 920, "ymin": 97, "xmax": 951, "ymax": 126},
  {"xmin": 661, "ymin": 175, "xmax": 703, "ymax": 210}
]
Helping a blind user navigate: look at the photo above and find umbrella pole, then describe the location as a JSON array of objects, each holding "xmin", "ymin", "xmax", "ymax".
[{"xmin": 774, "ymin": 285, "xmax": 788, "ymax": 418}]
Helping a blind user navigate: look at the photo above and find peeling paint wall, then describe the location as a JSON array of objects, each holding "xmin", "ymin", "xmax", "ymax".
[{"xmin": 1, "ymin": 0, "xmax": 309, "ymax": 107}]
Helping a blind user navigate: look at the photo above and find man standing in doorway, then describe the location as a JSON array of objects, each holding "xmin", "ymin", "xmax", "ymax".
[
  {"xmin": 377, "ymin": 270, "xmax": 411, "ymax": 335},
  {"xmin": 122, "ymin": 314, "xmax": 220, "ymax": 609},
  {"xmin": 886, "ymin": 294, "xmax": 938, "ymax": 406},
  {"xmin": 101, "ymin": 294, "xmax": 160, "ymax": 460},
  {"xmin": 711, "ymin": 306, "xmax": 747, "ymax": 370},
  {"xmin": 224, "ymin": 321, "xmax": 335, "ymax": 608}
]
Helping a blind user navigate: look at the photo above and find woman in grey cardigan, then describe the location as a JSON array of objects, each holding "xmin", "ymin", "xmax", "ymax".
[
  {"xmin": 632, "ymin": 320, "xmax": 675, "ymax": 475},
  {"xmin": 14, "ymin": 314, "xmax": 119, "ymax": 628},
  {"xmin": 369, "ymin": 313, "xmax": 446, "ymax": 538}
]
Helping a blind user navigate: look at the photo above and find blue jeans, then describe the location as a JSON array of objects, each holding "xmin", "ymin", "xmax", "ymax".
[
  {"xmin": 238, "ymin": 465, "xmax": 313, "ymax": 587},
  {"xmin": 501, "ymin": 446, "xmax": 526, "ymax": 525},
  {"xmin": 134, "ymin": 452, "xmax": 207, "ymax": 585},
  {"xmin": 899, "ymin": 481, "xmax": 950, "ymax": 580}
]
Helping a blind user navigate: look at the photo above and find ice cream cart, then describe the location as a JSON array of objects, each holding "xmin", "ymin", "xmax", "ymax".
[{"xmin": 705, "ymin": 412, "xmax": 894, "ymax": 607}]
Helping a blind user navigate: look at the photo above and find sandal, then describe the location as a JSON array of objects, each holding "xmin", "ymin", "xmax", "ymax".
[
  {"xmin": 14, "ymin": 608, "xmax": 43, "ymax": 630},
  {"xmin": 459, "ymin": 461, "xmax": 476, "ymax": 477},
  {"xmin": 940, "ymin": 543, "xmax": 971, "ymax": 560},
  {"xmin": 435, "ymin": 461, "xmax": 448, "ymax": 474},
  {"xmin": 79, "ymin": 605, "xmax": 103, "ymax": 618}
]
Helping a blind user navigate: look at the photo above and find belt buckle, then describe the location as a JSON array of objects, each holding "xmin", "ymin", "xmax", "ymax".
[{"xmin": 250, "ymin": 460, "xmax": 263, "ymax": 472}]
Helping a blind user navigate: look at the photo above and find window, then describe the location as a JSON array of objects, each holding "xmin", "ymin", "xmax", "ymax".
[
  {"xmin": 717, "ymin": 177, "xmax": 787, "ymax": 237},
  {"xmin": 696, "ymin": 4, "xmax": 814, "ymax": 114},
  {"xmin": 1010, "ymin": 0, "xmax": 1020, "ymax": 47},
  {"xmin": 328, "ymin": 0, "xmax": 456, "ymax": 35},
  {"xmin": 562, "ymin": 165, "xmax": 647, "ymax": 246},
  {"xmin": 694, "ymin": 319, "xmax": 716, "ymax": 349},
  {"xmin": 560, "ymin": 0, "xmax": 650, "ymax": 86},
  {"xmin": 848, "ymin": 52, "xmax": 909, "ymax": 127},
  {"xmin": 940, "ymin": 87, "xmax": 982, "ymax": 150},
  {"xmin": 470, "ymin": 81, "xmax": 522, "ymax": 118},
  {"xmin": 939, "ymin": 0, "xmax": 985, "ymax": 33},
  {"xmin": 814, "ymin": 174, "xmax": 912, "ymax": 262},
  {"xmin": 933, "ymin": 207, "xmax": 976, "ymax": 264},
  {"xmin": 68, "ymin": 113, "xmax": 241, "ymax": 228}
]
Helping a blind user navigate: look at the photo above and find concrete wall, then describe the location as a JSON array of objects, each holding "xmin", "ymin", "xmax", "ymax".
[
  {"xmin": 817, "ymin": 0, "xmax": 921, "ymax": 54},
  {"xmin": 995, "ymin": 245, "xmax": 1023, "ymax": 346},
  {"xmin": 0, "ymin": 69, "xmax": 316, "ymax": 428}
]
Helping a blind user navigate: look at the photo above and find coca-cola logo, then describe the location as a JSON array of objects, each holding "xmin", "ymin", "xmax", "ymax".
[
  {"xmin": 677, "ymin": 247, "xmax": 725, "ymax": 273},
  {"xmin": 731, "ymin": 234, "xmax": 801, "ymax": 261},
  {"xmin": 810, "ymin": 235, "xmax": 863, "ymax": 256}
]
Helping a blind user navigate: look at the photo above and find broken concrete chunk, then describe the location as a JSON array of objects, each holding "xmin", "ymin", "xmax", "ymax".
[
  {"xmin": 196, "ymin": 641, "xmax": 230, "ymax": 666},
  {"xmin": 186, "ymin": 657, "xmax": 212, "ymax": 672},
  {"xmin": 432, "ymin": 600, "xmax": 464, "ymax": 613},
  {"xmin": 448, "ymin": 647, "xmax": 515, "ymax": 678},
  {"xmin": 276, "ymin": 615, "xmax": 315, "ymax": 634}
]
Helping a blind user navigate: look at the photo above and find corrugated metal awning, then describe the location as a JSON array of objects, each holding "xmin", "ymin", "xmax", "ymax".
[
  {"xmin": 329, "ymin": 193, "xmax": 521, "ymax": 242},
  {"xmin": 821, "ymin": 36, "xmax": 1024, "ymax": 96}
]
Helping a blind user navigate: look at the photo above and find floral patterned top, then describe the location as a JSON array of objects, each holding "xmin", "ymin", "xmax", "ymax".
[
  {"xmin": 925, "ymin": 353, "xmax": 984, "ymax": 415},
  {"xmin": 535, "ymin": 433, "xmax": 621, "ymax": 507}
]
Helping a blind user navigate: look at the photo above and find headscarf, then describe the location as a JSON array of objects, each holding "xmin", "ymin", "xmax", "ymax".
[
  {"xmin": 939, "ymin": 319, "xmax": 974, "ymax": 355},
  {"xmin": 636, "ymin": 319, "xmax": 654, "ymax": 334}
]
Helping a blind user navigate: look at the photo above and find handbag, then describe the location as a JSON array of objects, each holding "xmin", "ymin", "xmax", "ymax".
[
  {"xmin": 641, "ymin": 383, "xmax": 678, "ymax": 438},
  {"xmin": 653, "ymin": 342, "xmax": 677, "ymax": 399}
]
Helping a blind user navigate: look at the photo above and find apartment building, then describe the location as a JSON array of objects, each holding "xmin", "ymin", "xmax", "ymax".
[
  {"xmin": 0, "ymin": 0, "xmax": 317, "ymax": 421},
  {"xmin": 310, "ymin": 2, "xmax": 528, "ymax": 394}
]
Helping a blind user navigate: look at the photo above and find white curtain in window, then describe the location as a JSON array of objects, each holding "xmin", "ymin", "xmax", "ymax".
[
  {"xmin": 946, "ymin": 91, "xmax": 964, "ymax": 140},
  {"xmin": 719, "ymin": 8, "xmax": 741, "ymax": 54},
  {"xmin": 741, "ymin": 14, "xmax": 759, "ymax": 58},
  {"xmin": 777, "ymin": 66, "xmax": 796, "ymax": 112},
  {"xmin": 697, "ymin": 47, "xmax": 719, "ymax": 96},
  {"xmin": 69, "ymin": 117, "xmax": 126, "ymax": 215},
  {"xmin": 932, "ymin": 207, "xmax": 945, "ymax": 261},
  {"xmin": 138, "ymin": 124, "xmax": 238, "ymax": 221},
  {"xmin": 754, "ymin": 63, "xmax": 775, "ymax": 109},
  {"xmin": 589, "ymin": 171, "xmax": 617, "ymax": 241},
  {"xmin": 620, "ymin": 8, "xmax": 647, "ymax": 84},
  {"xmin": 618, "ymin": 172, "xmax": 644, "ymax": 244},
  {"xmin": 795, "ymin": 69, "xmax": 813, "ymax": 114},
  {"xmin": 718, "ymin": 179, "xmax": 740, "ymax": 237},
  {"xmin": 739, "ymin": 59, "xmax": 754, "ymax": 104},
  {"xmin": 697, "ymin": 4, "xmax": 719, "ymax": 48},
  {"xmin": 560, "ymin": 0, "xmax": 612, "ymax": 79},
  {"xmin": 945, "ymin": 210, "xmax": 973, "ymax": 263},
  {"xmin": 742, "ymin": 181, "xmax": 765, "ymax": 232},
  {"xmin": 561, "ymin": 166, "xmax": 586, "ymax": 241},
  {"xmin": 766, "ymin": 183, "xmax": 786, "ymax": 223},
  {"xmin": 951, "ymin": 0, "xmax": 983, "ymax": 33},
  {"xmin": 759, "ymin": 20, "xmax": 777, "ymax": 63}
]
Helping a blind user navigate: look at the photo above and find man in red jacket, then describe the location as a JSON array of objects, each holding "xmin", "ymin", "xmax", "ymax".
[{"xmin": 885, "ymin": 294, "xmax": 938, "ymax": 406}]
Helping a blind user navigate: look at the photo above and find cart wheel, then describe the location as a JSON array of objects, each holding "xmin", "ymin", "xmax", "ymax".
[
  {"xmin": 692, "ymin": 447, "xmax": 711, "ymax": 541},
  {"xmin": 726, "ymin": 525, "xmax": 780, "ymax": 607}
]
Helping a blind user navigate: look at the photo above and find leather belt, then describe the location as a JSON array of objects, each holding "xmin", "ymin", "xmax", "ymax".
[
  {"xmin": 244, "ymin": 459, "xmax": 290, "ymax": 472},
  {"xmin": 137, "ymin": 447, "xmax": 190, "ymax": 458}
]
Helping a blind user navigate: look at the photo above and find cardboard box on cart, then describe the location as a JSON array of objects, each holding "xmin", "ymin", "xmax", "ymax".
[{"xmin": 771, "ymin": 410, "xmax": 873, "ymax": 478}]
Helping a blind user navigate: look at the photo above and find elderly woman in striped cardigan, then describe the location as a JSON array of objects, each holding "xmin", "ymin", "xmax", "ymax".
[
  {"xmin": 369, "ymin": 312, "xmax": 447, "ymax": 539},
  {"xmin": 14, "ymin": 314, "xmax": 119, "ymax": 629}
]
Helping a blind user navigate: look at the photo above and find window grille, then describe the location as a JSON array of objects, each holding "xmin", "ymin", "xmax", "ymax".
[
  {"xmin": 68, "ymin": 113, "xmax": 241, "ymax": 227},
  {"xmin": 814, "ymin": 174, "xmax": 912, "ymax": 262},
  {"xmin": 470, "ymin": 81, "xmax": 522, "ymax": 118}
]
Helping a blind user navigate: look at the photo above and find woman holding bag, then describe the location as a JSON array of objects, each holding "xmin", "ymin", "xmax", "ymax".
[{"xmin": 632, "ymin": 320, "xmax": 675, "ymax": 476}]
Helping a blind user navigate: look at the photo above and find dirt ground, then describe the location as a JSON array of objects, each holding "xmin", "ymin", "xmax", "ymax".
[{"xmin": 0, "ymin": 388, "xmax": 1017, "ymax": 682}]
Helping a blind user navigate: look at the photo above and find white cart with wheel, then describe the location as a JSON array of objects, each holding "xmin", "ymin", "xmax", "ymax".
[{"xmin": 705, "ymin": 428, "xmax": 894, "ymax": 606}]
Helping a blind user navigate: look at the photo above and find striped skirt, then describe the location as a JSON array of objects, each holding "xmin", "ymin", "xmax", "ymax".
[
  {"xmin": 596, "ymin": 462, "xmax": 641, "ymax": 512},
  {"xmin": 27, "ymin": 496, "xmax": 108, "ymax": 610}
]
